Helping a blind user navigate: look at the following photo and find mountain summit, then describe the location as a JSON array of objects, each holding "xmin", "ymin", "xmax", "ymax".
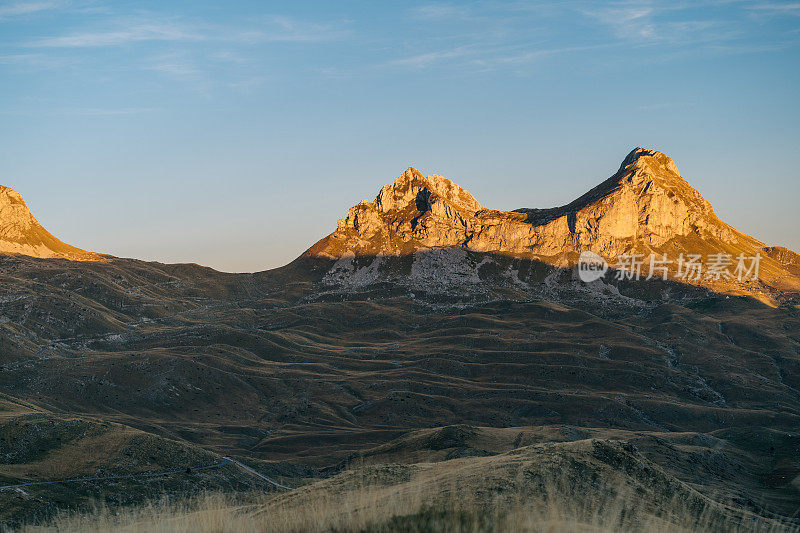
[
  {"xmin": 307, "ymin": 148, "xmax": 734, "ymax": 258},
  {"xmin": 305, "ymin": 147, "xmax": 800, "ymax": 296},
  {"xmin": 0, "ymin": 185, "xmax": 101, "ymax": 261}
]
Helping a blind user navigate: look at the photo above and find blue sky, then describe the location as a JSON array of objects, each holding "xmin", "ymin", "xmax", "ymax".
[{"xmin": 1, "ymin": 0, "xmax": 798, "ymax": 272}]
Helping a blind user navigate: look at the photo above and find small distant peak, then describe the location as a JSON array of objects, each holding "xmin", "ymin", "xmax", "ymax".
[
  {"xmin": 622, "ymin": 147, "xmax": 667, "ymax": 165},
  {"xmin": 404, "ymin": 166, "xmax": 425, "ymax": 179},
  {"xmin": 620, "ymin": 146, "xmax": 680, "ymax": 176},
  {"xmin": 389, "ymin": 166, "xmax": 427, "ymax": 187},
  {"xmin": 0, "ymin": 184, "xmax": 102, "ymax": 261}
]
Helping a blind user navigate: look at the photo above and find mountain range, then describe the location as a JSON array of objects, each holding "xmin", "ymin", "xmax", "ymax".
[
  {"xmin": 7, "ymin": 147, "xmax": 798, "ymax": 302},
  {"xmin": 307, "ymin": 147, "xmax": 800, "ymax": 303},
  {"xmin": 0, "ymin": 148, "xmax": 798, "ymax": 527}
]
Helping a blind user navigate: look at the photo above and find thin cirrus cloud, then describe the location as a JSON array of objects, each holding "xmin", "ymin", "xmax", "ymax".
[
  {"xmin": 390, "ymin": 0, "xmax": 800, "ymax": 74},
  {"xmin": 747, "ymin": 2, "xmax": 800, "ymax": 14},
  {"xmin": 0, "ymin": 52, "xmax": 82, "ymax": 70},
  {"xmin": 387, "ymin": 46, "xmax": 474, "ymax": 69},
  {"xmin": 28, "ymin": 21, "xmax": 200, "ymax": 47},
  {"xmin": 411, "ymin": 3, "xmax": 472, "ymax": 21},
  {"xmin": 0, "ymin": 1, "xmax": 62, "ymax": 17},
  {"xmin": 148, "ymin": 51, "xmax": 204, "ymax": 82},
  {"xmin": 579, "ymin": 1, "xmax": 798, "ymax": 41},
  {"xmin": 577, "ymin": 4, "xmax": 735, "ymax": 44},
  {"xmin": 385, "ymin": 43, "xmax": 620, "ymax": 72},
  {"xmin": 26, "ymin": 16, "xmax": 348, "ymax": 48},
  {"xmin": 2, "ymin": 10, "xmax": 348, "ymax": 96},
  {"xmin": 5, "ymin": 11, "xmax": 348, "ymax": 88},
  {"xmin": 0, "ymin": 106, "xmax": 154, "ymax": 116},
  {"xmin": 55, "ymin": 106, "xmax": 155, "ymax": 115}
]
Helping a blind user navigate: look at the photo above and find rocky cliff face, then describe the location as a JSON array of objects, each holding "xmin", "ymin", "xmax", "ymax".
[
  {"xmin": 0, "ymin": 185, "xmax": 101, "ymax": 261},
  {"xmin": 304, "ymin": 147, "xmax": 800, "ymax": 297},
  {"xmin": 308, "ymin": 148, "xmax": 743, "ymax": 258}
]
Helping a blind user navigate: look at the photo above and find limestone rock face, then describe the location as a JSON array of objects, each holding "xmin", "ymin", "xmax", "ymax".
[
  {"xmin": 333, "ymin": 167, "xmax": 482, "ymax": 250},
  {"xmin": 0, "ymin": 185, "xmax": 101, "ymax": 261},
  {"xmin": 304, "ymin": 147, "xmax": 800, "ymax": 296},
  {"xmin": 307, "ymin": 148, "xmax": 751, "ymax": 260}
]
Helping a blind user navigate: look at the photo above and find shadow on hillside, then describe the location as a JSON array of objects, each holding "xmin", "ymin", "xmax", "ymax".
[{"xmin": 266, "ymin": 247, "xmax": 797, "ymax": 310}]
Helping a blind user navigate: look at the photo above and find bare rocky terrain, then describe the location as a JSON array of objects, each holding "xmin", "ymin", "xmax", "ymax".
[
  {"xmin": 0, "ymin": 187, "xmax": 102, "ymax": 261},
  {"xmin": 0, "ymin": 148, "xmax": 798, "ymax": 528}
]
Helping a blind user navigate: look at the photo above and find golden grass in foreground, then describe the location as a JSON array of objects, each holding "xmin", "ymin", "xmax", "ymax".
[{"xmin": 16, "ymin": 465, "xmax": 799, "ymax": 533}]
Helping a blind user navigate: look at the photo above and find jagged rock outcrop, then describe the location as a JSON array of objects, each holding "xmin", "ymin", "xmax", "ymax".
[
  {"xmin": 306, "ymin": 148, "xmax": 748, "ymax": 258},
  {"xmin": 0, "ymin": 185, "xmax": 101, "ymax": 261},
  {"xmin": 304, "ymin": 148, "xmax": 800, "ymax": 296}
]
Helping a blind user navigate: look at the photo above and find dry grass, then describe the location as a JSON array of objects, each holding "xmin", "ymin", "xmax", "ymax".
[{"xmin": 16, "ymin": 462, "xmax": 799, "ymax": 533}]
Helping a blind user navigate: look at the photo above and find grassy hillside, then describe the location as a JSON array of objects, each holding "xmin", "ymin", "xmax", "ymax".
[
  {"xmin": 19, "ymin": 439, "xmax": 800, "ymax": 532},
  {"xmin": 0, "ymin": 253, "xmax": 798, "ymax": 527}
]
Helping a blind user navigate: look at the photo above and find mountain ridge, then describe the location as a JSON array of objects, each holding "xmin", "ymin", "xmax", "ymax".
[
  {"xmin": 307, "ymin": 147, "xmax": 745, "ymax": 258},
  {"xmin": 2, "ymin": 148, "xmax": 800, "ymax": 298},
  {"xmin": 304, "ymin": 147, "xmax": 800, "ymax": 297}
]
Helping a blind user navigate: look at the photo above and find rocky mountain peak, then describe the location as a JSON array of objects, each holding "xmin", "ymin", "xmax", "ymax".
[
  {"xmin": 374, "ymin": 167, "xmax": 483, "ymax": 215},
  {"xmin": 621, "ymin": 147, "xmax": 681, "ymax": 176},
  {"xmin": 304, "ymin": 148, "xmax": 800, "ymax": 296},
  {"xmin": 308, "ymin": 147, "xmax": 732, "ymax": 260},
  {"xmin": 0, "ymin": 185, "xmax": 101, "ymax": 261},
  {"xmin": 327, "ymin": 166, "xmax": 484, "ymax": 254}
]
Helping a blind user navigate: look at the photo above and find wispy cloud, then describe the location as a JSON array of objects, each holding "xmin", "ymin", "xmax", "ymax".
[
  {"xmin": 26, "ymin": 15, "xmax": 348, "ymax": 48},
  {"xmin": 0, "ymin": 1, "xmax": 61, "ymax": 17},
  {"xmin": 577, "ymin": 2, "xmax": 742, "ymax": 45},
  {"xmin": 208, "ymin": 50, "xmax": 248, "ymax": 64},
  {"xmin": 0, "ymin": 52, "xmax": 80, "ymax": 69},
  {"xmin": 376, "ymin": 0, "xmax": 800, "ymax": 77},
  {"xmin": 58, "ymin": 106, "xmax": 155, "ymax": 115},
  {"xmin": 251, "ymin": 15, "xmax": 348, "ymax": 43},
  {"xmin": 385, "ymin": 42, "xmax": 620, "ymax": 73},
  {"xmin": 30, "ymin": 20, "xmax": 200, "ymax": 47},
  {"xmin": 747, "ymin": 2, "xmax": 800, "ymax": 15},
  {"xmin": 387, "ymin": 46, "xmax": 474, "ymax": 69},
  {"xmin": 480, "ymin": 43, "xmax": 620, "ymax": 67},
  {"xmin": 148, "ymin": 51, "xmax": 202, "ymax": 81},
  {"xmin": 412, "ymin": 3, "xmax": 472, "ymax": 21},
  {"xmin": 0, "ymin": 106, "xmax": 155, "ymax": 116},
  {"xmin": 0, "ymin": 53, "xmax": 41, "ymax": 63},
  {"xmin": 410, "ymin": 1, "xmax": 564, "ymax": 22},
  {"xmin": 6, "ymin": 10, "xmax": 347, "ymax": 102},
  {"xmin": 584, "ymin": 4, "xmax": 657, "ymax": 40}
]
